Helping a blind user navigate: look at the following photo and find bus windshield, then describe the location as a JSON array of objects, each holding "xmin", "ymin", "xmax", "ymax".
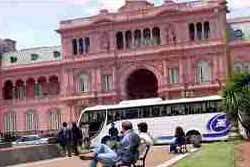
[{"xmin": 79, "ymin": 110, "xmax": 106, "ymax": 138}]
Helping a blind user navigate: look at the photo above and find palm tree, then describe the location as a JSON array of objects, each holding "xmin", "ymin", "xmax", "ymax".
[{"xmin": 222, "ymin": 72, "xmax": 250, "ymax": 139}]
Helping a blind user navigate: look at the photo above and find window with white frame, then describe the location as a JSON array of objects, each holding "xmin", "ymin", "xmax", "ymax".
[
  {"xmin": 168, "ymin": 67, "xmax": 179, "ymax": 84},
  {"xmin": 79, "ymin": 73, "xmax": 90, "ymax": 93},
  {"xmin": 49, "ymin": 110, "xmax": 61, "ymax": 130},
  {"xmin": 4, "ymin": 112, "xmax": 16, "ymax": 132},
  {"xmin": 197, "ymin": 61, "xmax": 212, "ymax": 84},
  {"xmin": 102, "ymin": 74, "xmax": 113, "ymax": 92},
  {"xmin": 34, "ymin": 84, "xmax": 43, "ymax": 97},
  {"xmin": 16, "ymin": 86, "xmax": 25, "ymax": 100},
  {"xmin": 25, "ymin": 110, "xmax": 38, "ymax": 131}
]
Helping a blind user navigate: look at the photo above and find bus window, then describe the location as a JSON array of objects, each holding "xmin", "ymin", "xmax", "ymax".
[
  {"xmin": 201, "ymin": 102, "xmax": 207, "ymax": 113},
  {"xmin": 159, "ymin": 105, "xmax": 166, "ymax": 116},
  {"xmin": 184, "ymin": 103, "xmax": 190, "ymax": 114},
  {"xmin": 125, "ymin": 108, "xmax": 139, "ymax": 119},
  {"xmin": 207, "ymin": 101, "xmax": 218, "ymax": 113},
  {"xmin": 107, "ymin": 111, "xmax": 113, "ymax": 124},
  {"xmin": 114, "ymin": 110, "xmax": 122, "ymax": 121},
  {"xmin": 166, "ymin": 105, "xmax": 172, "ymax": 116},
  {"xmin": 178, "ymin": 104, "xmax": 185, "ymax": 115},
  {"xmin": 141, "ymin": 106, "xmax": 150, "ymax": 118},
  {"xmin": 171, "ymin": 105, "xmax": 179, "ymax": 116},
  {"xmin": 152, "ymin": 106, "xmax": 160, "ymax": 117},
  {"xmin": 79, "ymin": 110, "xmax": 106, "ymax": 138}
]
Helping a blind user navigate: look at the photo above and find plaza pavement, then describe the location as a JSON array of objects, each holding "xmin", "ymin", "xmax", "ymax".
[{"xmin": 10, "ymin": 145, "xmax": 175, "ymax": 167}]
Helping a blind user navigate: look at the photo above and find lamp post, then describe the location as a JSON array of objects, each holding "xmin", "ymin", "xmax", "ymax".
[
  {"xmin": 216, "ymin": 78, "xmax": 222, "ymax": 91},
  {"xmin": 183, "ymin": 82, "xmax": 188, "ymax": 98}
]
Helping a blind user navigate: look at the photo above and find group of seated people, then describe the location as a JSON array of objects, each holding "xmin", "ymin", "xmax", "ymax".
[
  {"xmin": 82, "ymin": 121, "xmax": 154, "ymax": 167},
  {"xmin": 81, "ymin": 123, "xmax": 197, "ymax": 166}
]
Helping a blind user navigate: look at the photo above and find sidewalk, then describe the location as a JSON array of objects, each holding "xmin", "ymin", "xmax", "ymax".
[
  {"xmin": 236, "ymin": 141, "xmax": 250, "ymax": 167},
  {"xmin": 10, "ymin": 146, "xmax": 174, "ymax": 167}
]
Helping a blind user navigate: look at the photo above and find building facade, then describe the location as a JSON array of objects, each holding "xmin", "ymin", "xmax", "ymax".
[{"xmin": 1, "ymin": 0, "xmax": 250, "ymax": 135}]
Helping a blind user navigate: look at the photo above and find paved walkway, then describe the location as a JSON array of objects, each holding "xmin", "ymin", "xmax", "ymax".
[
  {"xmin": 11, "ymin": 146, "xmax": 174, "ymax": 167},
  {"xmin": 236, "ymin": 141, "xmax": 250, "ymax": 167}
]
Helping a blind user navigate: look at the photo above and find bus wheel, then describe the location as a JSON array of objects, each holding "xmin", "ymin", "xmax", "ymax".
[{"xmin": 186, "ymin": 131, "xmax": 201, "ymax": 148}]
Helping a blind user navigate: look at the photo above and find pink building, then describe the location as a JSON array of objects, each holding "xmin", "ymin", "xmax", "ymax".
[{"xmin": 1, "ymin": 0, "xmax": 250, "ymax": 135}]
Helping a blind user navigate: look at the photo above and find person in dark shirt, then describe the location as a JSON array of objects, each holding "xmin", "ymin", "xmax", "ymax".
[
  {"xmin": 109, "ymin": 122, "xmax": 119, "ymax": 141},
  {"xmin": 58, "ymin": 122, "xmax": 72, "ymax": 157},
  {"xmin": 72, "ymin": 122, "xmax": 82, "ymax": 155}
]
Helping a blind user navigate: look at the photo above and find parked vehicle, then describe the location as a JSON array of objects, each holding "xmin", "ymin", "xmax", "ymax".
[{"xmin": 12, "ymin": 135, "xmax": 48, "ymax": 146}]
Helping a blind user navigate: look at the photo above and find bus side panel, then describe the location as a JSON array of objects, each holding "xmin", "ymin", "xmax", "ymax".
[{"xmin": 104, "ymin": 112, "xmax": 230, "ymax": 145}]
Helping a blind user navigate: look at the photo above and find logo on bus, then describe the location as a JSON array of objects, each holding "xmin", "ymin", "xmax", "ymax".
[{"xmin": 207, "ymin": 114, "xmax": 231, "ymax": 133}]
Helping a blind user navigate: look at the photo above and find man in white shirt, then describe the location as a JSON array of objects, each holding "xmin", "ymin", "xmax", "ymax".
[{"xmin": 137, "ymin": 122, "xmax": 154, "ymax": 146}]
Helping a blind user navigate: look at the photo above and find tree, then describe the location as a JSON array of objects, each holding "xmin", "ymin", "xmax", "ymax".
[{"xmin": 222, "ymin": 72, "xmax": 250, "ymax": 138}]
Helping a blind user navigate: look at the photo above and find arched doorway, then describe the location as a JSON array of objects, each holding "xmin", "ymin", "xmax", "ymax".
[{"xmin": 126, "ymin": 69, "xmax": 158, "ymax": 100}]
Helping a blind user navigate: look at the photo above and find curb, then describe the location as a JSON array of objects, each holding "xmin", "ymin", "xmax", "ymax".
[
  {"xmin": 7, "ymin": 157, "xmax": 71, "ymax": 167},
  {"xmin": 156, "ymin": 148, "xmax": 199, "ymax": 167}
]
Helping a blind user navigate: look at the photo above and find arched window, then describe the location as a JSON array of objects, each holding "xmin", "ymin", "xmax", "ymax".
[
  {"xmin": 143, "ymin": 28, "xmax": 151, "ymax": 46},
  {"xmin": 125, "ymin": 31, "xmax": 132, "ymax": 49},
  {"xmin": 244, "ymin": 64, "xmax": 250, "ymax": 72},
  {"xmin": 79, "ymin": 73, "xmax": 90, "ymax": 93},
  {"xmin": 37, "ymin": 77, "xmax": 47, "ymax": 97},
  {"xmin": 134, "ymin": 30, "xmax": 142, "ymax": 48},
  {"xmin": 49, "ymin": 109, "xmax": 61, "ymax": 130},
  {"xmin": 79, "ymin": 38, "xmax": 84, "ymax": 54},
  {"xmin": 196, "ymin": 22, "xmax": 203, "ymax": 40},
  {"xmin": 25, "ymin": 110, "xmax": 38, "ymax": 131},
  {"xmin": 4, "ymin": 111, "xmax": 16, "ymax": 132},
  {"xmin": 72, "ymin": 39, "xmax": 78, "ymax": 55},
  {"xmin": 197, "ymin": 61, "xmax": 212, "ymax": 84},
  {"xmin": 189, "ymin": 23, "xmax": 195, "ymax": 41},
  {"xmin": 116, "ymin": 32, "xmax": 124, "ymax": 50},
  {"xmin": 26, "ymin": 78, "xmax": 36, "ymax": 99},
  {"xmin": 234, "ymin": 63, "xmax": 243, "ymax": 73},
  {"xmin": 48, "ymin": 76, "xmax": 60, "ymax": 95},
  {"xmin": 15, "ymin": 80, "xmax": 25, "ymax": 100},
  {"xmin": 152, "ymin": 27, "xmax": 161, "ymax": 45},
  {"xmin": 85, "ymin": 37, "xmax": 90, "ymax": 53},
  {"xmin": 204, "ymin": 22, "xmax": 210, "ymax": 40},
  {"xmin": 3, "ymin": 80, "xmax": 14, "ymax": 100}
]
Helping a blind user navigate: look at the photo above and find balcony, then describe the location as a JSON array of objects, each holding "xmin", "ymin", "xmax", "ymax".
[
  {"xmin": 117, "ymin": 38, "xmax": 223, "ymax": 59},
  {"xmin": 61, "ymin": 90, "xmax": 117, "ymax": 101},
  {"xmin": 1, "ymin": 95, "xmax": 61, "ymax": 107}
]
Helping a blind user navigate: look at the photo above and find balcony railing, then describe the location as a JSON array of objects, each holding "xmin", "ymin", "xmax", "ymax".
[
  {"xmin": 1, "ymin": 95, "xmax": 60, "ymax": 106},
  {"xmin": 65, "ymin": 38, "xmax": 224, "ymax": 62}
]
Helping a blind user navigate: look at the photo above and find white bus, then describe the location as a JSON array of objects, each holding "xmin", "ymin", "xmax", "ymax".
[{"xmin": 78, "ymin": 95, "xmax": 231, "ymax": 145}]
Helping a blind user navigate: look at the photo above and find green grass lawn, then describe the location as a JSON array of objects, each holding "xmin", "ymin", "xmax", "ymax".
[{"xmin": 174, "ymin": 142, "xmax": 235, "ymax": 167}]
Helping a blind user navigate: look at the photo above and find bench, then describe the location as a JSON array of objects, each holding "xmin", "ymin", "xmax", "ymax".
[{"xmin": 116, "ymin": 144, "xmax": 150, "ymax": 167}]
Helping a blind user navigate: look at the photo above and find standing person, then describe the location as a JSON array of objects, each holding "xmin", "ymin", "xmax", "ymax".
[
  {"xmin": 72, "ymin": 122, "xmax": 82, "ymax": 155},
  {"xmin": 86, "ymin": 121, "xmax": 141, "ymax": 167},
  {"xmin": 58, "ymin": 122, "xmax": 72, "ymax": 157},
  {"xmin": 80, "ymin": 123, "xmax": 90, "ymax": 149},
  {"xmin": 109, "ymin": 122, "xmax": 119, "ymax": 141},
  {"xmin": 137, "ymin": 122, "xmax": 154, "ymax": 146}
]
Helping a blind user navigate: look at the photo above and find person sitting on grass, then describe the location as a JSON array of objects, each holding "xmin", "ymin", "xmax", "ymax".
[{"xmin": 170, "ymin": 126, "xmax": 186, "ymax": 153}]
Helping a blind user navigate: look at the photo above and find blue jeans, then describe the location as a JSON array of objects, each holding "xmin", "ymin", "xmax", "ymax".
[{"xmin": 90, "ymin": 144, "xmax": 118, "ymax": 167}]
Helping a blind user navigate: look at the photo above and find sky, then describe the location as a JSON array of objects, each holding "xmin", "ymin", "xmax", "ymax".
[{"xmin": 0, "ymin": 0, "xmax": 250, "ymax": 49}]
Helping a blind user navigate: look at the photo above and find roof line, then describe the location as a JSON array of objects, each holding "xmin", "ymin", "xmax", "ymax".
[{"xmin": 19, "ymin": 45, "xmax": 61, "ymax": 51}]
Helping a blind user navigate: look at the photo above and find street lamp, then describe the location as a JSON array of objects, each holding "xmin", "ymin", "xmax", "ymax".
[{"xmin": 183, "ymin": 82, "xmax": 188, "ymax": 98}]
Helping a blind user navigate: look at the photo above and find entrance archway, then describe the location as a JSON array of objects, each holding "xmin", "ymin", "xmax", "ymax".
[{"xmin": 126, "ymin": 69, "xmax": 158, "ymax": 100}]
